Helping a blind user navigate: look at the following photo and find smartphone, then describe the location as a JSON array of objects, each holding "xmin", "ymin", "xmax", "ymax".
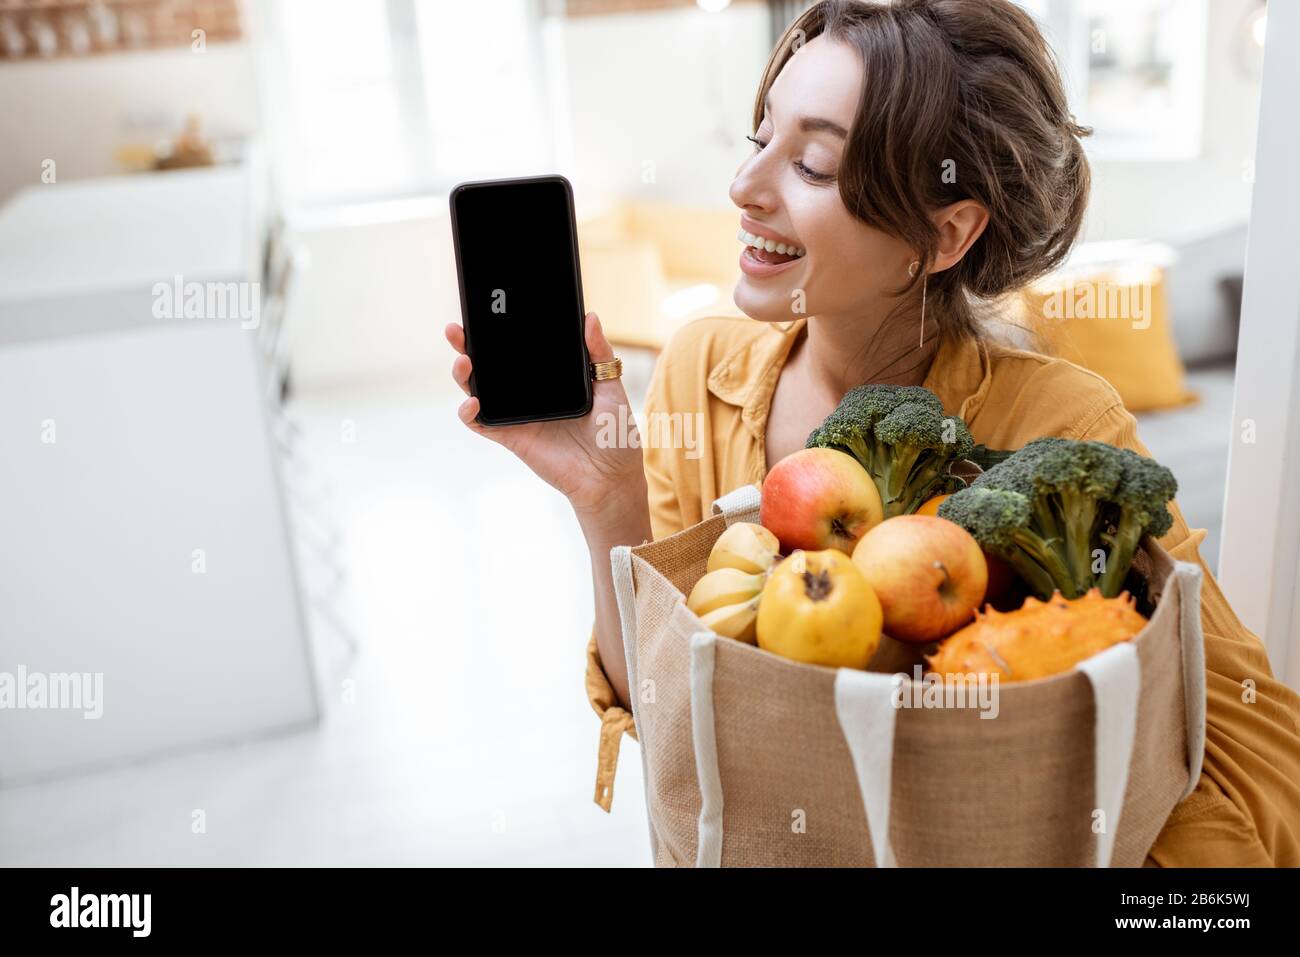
[{"xmin": 449, "ymin": 175, "xmax": 592, "ymax": 426}]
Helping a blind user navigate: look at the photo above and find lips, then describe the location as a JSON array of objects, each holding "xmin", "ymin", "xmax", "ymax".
[
  {"xmin": 738, "ymin": 242, "xmax": 803, "ymax": 278},
  {"xmin": 743, "ymin": 213, "xmax": 800, "ymax": 250}
]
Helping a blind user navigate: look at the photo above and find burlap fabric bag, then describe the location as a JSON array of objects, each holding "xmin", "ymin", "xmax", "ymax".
[{"xmin": 610, "ymin": 484, "xmax": 1207, "ymax": 867}]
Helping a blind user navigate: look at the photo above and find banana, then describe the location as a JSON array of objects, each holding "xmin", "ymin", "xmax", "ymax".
[
  {"xmin": 686, "ymin": 567, "xmax": 765, "ymax": 616},
  {"xmin": 707, "ymin": 522, "xmax": 781, "ymax": 575},
  {"xmin": 698, "ymin": 596, "xmax": 761, "ymax": 644}
]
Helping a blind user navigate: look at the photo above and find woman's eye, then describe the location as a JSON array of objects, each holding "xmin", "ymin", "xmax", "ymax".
[
  {"xmin": 796, "ymin": 161, "xmax": 835, "ymax": 184},
  {"xmin": 745, "ymin": 134, "xmax": 835, "ymax": 184}
]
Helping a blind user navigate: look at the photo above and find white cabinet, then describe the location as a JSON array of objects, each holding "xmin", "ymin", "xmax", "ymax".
[{"xmin": 0, "ymin": 163, "xmax": 318, "ymax": 783}]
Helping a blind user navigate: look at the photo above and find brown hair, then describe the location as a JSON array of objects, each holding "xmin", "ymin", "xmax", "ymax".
[{"xmin": 754, "ymin": 0, "xmax": 1091, "ymax": 342}]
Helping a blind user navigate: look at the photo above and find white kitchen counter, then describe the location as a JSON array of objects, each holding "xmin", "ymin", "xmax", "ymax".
[{"xmin": 0, "ymin": 165, "xmax": 259, "ymax": 304}]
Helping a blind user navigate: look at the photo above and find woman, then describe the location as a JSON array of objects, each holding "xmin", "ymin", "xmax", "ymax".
[{"xmin": 446, "ymin": 0, "xmax": 1300, "ymax": 865}]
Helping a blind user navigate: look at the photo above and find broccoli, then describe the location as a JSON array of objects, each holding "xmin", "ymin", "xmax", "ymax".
[
  {"xmin": 939, "ymin": 438, "xmax": 1177, "ymax": 600},
  {"xmin": 806, "ymin": 384, "xmax": 975, "ymax": 517}
]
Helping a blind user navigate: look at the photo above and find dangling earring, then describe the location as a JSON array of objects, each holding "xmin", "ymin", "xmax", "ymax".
[{"xmin": 908, "ymin": 259, "xmax": 928, "ymax": 349}]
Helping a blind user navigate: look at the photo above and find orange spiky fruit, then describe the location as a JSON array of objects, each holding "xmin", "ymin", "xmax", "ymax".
[{"xmin": 925, "ymin": 588, "xmax": 1147, "ymax": 683}]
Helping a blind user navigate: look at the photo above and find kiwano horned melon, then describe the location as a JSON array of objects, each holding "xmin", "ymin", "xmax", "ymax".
[{"xmin": 925, "ymin": 589, "xmax": 1147, "ymax": 682}]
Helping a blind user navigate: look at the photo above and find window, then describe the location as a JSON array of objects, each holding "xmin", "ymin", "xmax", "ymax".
[
  {"xmin": 259, "ymin": 0, "xmax": 553, "ymax": 206},
  {"xmin": 1017, "ymin": 0, "xmax": 1208, "ymax": 160}
]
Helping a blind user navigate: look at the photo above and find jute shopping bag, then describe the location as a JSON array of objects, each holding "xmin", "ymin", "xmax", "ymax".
[{"xmin": 610, "ymin": 484, "xmax": 1207, "ymax": 867}]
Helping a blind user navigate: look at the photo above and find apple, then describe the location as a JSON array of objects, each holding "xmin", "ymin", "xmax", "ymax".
[
  {"xmin": 850, "ymin": 515, "xmax": 987, "ymax": 643},
  {"xmin": 983, "ymin": 552, "xmax": 1017, "ymax": 608},
  {"xmin": 761, "ymin": 448, "xmax": 884, "ymax": 555},
  {"xmin": 922, "ymin": 492, "xmax": 1015, "ymax": 606}
]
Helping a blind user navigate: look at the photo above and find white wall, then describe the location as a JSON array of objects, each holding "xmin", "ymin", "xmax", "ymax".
[{"xmin": 0, "ymin": 43, "xmax": 259, "ymax": 204}]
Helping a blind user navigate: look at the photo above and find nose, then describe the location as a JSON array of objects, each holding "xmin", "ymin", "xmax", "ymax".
[{"xmin": 729, "ymin": 147, "xmax": 776, "ymax": 215}]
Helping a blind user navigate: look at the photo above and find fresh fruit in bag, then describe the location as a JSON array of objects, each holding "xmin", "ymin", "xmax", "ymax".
[
  {"xmin": 760, "ymin": 448, "xmax": 884, "ymax": 555},
  {"xmin": 926, "ymin": 589, "xmax": 1147, "ymax": 682},
  {"xmin": 706, "ymin": 521, "xmax": 781, "ymax": 575},
  {"xmin": 687, "ymin": 567, "xmax": 766, "ymax": 616},
  {"xmin": 756, "ymin": 549, "xmax": 882, "ymax": 669},
  {"xmin": 850, "ymin": 515, "xmax": 987, "ymax": 643},
  {"xmin": 698, "ymin": 596, "xmax": 762, "ymax": 644}
]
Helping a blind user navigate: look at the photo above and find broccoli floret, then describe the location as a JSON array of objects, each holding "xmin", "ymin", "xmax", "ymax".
[
  {"xmin": 1096, "ymin": 447, "xmax": 1178, "ymax": 596},
  {"xmin": 935, "ymin": 486, "xmax": 1070, "ymax": 601},
  {"xmin": 940, "ymin": 439, "xmax": 1177, "ymax": 599},
  {"xmin": 806, "ymin": 384, "xmax": 974, "ymax": 517},
  {"xmin": 1031, "ymin": 440, "xmax": 1124, "ymax": 596}
]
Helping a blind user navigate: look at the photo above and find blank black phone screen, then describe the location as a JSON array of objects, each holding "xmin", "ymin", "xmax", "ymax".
[{"xmin": 451, "ymin": 177, "xmax": 591, "ymax": 425}]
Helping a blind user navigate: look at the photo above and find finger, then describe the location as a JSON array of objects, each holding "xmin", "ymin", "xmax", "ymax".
[
  {"xmin": 585, "ymin": 311, "xmax": 616, "ymax": 364},
  {"xmin": 444, "ymin": 322, "xmax": 466, "ymax": 354},
  {"xmin": 451, "ymin": 353, "xmax": 472, "ymax": 396},
  {"xmin": 456, "ymin": 395, "xmax": 490, "ymax": 435}
]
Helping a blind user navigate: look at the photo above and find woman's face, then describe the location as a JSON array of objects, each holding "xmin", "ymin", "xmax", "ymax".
[{"xmin": 730, "ymin": 35, "xmax": 914, "ymax": 324}]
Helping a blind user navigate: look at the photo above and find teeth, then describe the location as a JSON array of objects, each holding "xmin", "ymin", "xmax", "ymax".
[{"xmin": 736, "ymin": 228, "xmax": 804, "ymax": 258}]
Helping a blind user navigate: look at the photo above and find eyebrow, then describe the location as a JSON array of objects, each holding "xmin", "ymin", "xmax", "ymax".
[{"xmin": 763, "ymin": 92, "xmax": 849, "ymax": 140}]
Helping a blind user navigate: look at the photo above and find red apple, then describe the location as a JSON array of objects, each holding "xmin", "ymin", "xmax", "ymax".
[
  {"xmin": 761, "ymin": 448, "xmax": 884, "ymax": 555},
  {"xmin": 921, "ymin": 492, "xmax": 1014, "ymax": 606},
  {"xmin": 983, "ymin": 552, "xmax": 1017, "ymax": 608},
  {"xmin": 850, "ymin": 515, "xmax": 987, "ymax": 643}
]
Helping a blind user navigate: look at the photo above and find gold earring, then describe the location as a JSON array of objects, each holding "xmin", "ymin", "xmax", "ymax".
[
  {"xmin": 918, "ymin": 272, "xmax": 928, "ymax": 349},
  {"xmin": 908, "ymin": 260, "xmax": 928, "ymax": 348}
]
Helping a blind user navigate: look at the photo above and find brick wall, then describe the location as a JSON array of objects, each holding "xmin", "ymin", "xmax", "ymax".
[{"xmin": 0, "ymin": 0, "xmax": 242, "ymax": 60}]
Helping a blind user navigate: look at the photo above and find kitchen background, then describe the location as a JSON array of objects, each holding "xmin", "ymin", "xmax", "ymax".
[{"xmin": 0, "ymin": 0, "xmax": 1285, "ymax": 865}]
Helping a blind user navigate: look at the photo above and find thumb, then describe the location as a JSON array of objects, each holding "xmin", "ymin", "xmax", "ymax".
[{"xmin": 585, "ymin": 311, "xmax": 616, "ymax": 364}]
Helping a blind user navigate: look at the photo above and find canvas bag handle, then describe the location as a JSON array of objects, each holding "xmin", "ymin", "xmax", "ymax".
[
  {"xmin": 1174, "ymin": 561, "xmax": 1206, "ymax": 799},
  {"xmin": 710, "ymin": 483, "xmax": 762, "ymax": 525},
  {"xmin": 709, "ymin": 485, "xmax": 900, "ymax": 866},
  {"xmin": 1077, "ymin": 558, "xmax": 1206, "ymax": 865},
  {"xmin": 609, "ymin": 544, "xmax": 661, "ymax": 860},
  {"xmin": 611, "ymin": 485, "xmax": 764, "ymax": 866}
]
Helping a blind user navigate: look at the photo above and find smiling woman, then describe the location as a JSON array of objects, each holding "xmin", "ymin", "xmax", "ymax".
[
  {"xmin": 731, "ymin": 0, "xmax": 1089, "ymax": 354},
  {"xmin": 446, "ymin": 0, "xmax": 1300, "ymax": 868}
]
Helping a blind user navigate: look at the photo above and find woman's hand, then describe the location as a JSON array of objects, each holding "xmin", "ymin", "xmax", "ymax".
[{"xmin": 445, "ymin": 312, "xmax": 646, "ymax": 521}]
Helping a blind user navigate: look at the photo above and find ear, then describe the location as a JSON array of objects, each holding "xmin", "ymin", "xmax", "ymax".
[{"xmin": 929, "ymin": 200, "xmax": 989, "ymax": 274}]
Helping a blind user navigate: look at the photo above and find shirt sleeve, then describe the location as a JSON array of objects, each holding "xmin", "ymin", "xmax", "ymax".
[
  {"xmin": 1082, "ymin": 402, "xmax": 1300, "ymax": 867},
  {"xmin": 585, "ymin": 343, "xmax": 689, "ymax": 811}
]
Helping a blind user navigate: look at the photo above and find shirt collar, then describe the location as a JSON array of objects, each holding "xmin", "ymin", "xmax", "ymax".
[
  {"xmin": 705, "ymin": 316, "xmax": 993, "ymax": 430},
  {"xmin": 706, "ymin": 318, "xmax": 806, "ymax": 437}
]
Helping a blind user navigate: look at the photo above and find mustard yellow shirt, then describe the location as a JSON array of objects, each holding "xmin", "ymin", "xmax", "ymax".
[{"xmin": 587, "ymin": 315, "xmax": 1300, "ymax": 867}]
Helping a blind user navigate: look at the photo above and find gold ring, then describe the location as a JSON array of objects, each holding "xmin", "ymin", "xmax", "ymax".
[{"xmin": 591, "ymin": 358, "xmax": 623, "ymax": 381}]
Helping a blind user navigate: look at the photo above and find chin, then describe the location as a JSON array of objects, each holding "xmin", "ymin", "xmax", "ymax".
[{"xmin": 732, "ymin": 281, "xmax": 795, "ymax": 323}]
